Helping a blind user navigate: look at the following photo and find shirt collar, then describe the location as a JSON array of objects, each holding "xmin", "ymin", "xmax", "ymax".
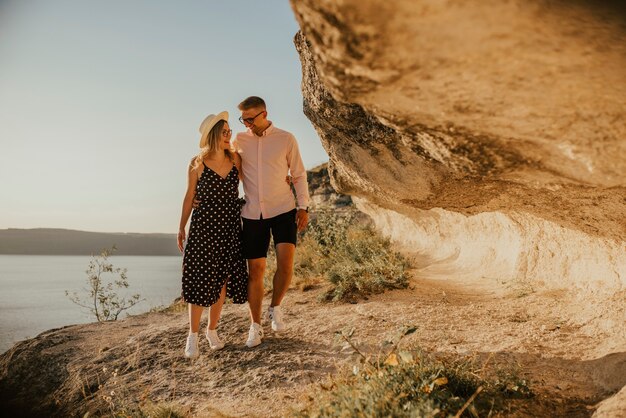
[{"xmin": 249, "ymin": 121, "xmax": 274, "ymax": 137}]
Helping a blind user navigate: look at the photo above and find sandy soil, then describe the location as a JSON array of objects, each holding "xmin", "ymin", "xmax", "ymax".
[{"xmin": 3, "ymin": 270, "xmax": 623, "ymax": 417}]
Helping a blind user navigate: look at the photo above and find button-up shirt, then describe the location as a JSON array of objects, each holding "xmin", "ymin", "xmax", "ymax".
[{"xmin": 232, "ymin": 123, "xmax": 310, "ymax": 220}]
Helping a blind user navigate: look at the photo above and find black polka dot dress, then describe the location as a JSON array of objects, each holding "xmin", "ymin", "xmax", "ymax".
[{"xmin": 181, "ymin": 162, "xmax": 248, "ymax": 307}]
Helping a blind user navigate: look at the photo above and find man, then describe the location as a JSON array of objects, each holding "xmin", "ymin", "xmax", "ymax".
[{"xmin": 233, "ymin": 96, "xmax": 310, "ymax": 347}]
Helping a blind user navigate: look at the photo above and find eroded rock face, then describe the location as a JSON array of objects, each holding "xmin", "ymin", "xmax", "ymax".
[
  {"xmin": 307, "ymin": 163, "xmax": 354, "ymax": 211},
  {"xmin": 291, "ymin": 0, "xmax": 625, "ymax": 349},
  {"xmin": 292, "ymin": 0, "xmax": 626, "ymax": 239}
]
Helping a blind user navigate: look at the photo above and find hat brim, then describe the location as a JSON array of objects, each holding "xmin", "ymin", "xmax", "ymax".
[{"xmin": 199, "ymin": 111, "xmax": 229, "ymax": 148}]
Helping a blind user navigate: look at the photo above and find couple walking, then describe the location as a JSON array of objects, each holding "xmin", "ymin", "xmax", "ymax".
[{"xmin": 177, "ymin": 96, "xmax": 310, "ymax": 357}]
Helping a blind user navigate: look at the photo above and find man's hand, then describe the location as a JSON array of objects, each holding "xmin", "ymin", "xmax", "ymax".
[
  {"xmin": 177, "ymin": 229, "xmax": 186, "ymax": 252},
  {"xmin": 295, "ymin": 209, "xmax": 309, "ymax": 232},
  {"xmin": 192, "ymin": 196, "xmax": 201, "ymax": 209}
]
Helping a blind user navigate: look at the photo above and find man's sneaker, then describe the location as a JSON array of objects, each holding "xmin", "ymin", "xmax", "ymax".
[
  {"xmin": 184, "ymin": 332, "xmax": 199, "ymax": 358},
  {"xmin": 268, "ymin": 305, "xmax": 286, "ymax": 332},
  {"xmin": 245, "ymin": 323, "xmax": 263, "ymax": 348},
  {"xmin": 206, "ymin": 328, "xmax": 225, "ymax": 350}
]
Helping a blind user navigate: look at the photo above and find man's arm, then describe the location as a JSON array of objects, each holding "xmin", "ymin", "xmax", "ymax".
[{"xmin": 287, "ymin": 135, "xmax": 310, "ymax": 231}]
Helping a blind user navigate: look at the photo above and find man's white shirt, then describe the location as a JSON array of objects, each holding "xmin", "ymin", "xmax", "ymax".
[{"xmin": 232, "ymin": 123, "xmax": 310, "ymax": 220}]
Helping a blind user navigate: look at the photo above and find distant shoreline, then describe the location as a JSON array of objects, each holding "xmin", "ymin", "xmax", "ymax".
[{"xmin": 0, "ymin": 228, "xmax": 179, "ymax": 256}]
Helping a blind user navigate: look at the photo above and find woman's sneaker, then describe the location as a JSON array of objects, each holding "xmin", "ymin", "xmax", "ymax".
[
  {"xmin": 184, "ymin": 332, "xmax": 199, "ymax": 358},
  {"xmin": 268, "ymin": 305, "xmax": 286, "ymax": 332},
  {"xmin": 245, "ymin": 323, "xmax": 263, "ymax": 348},
  {"xmin": 206, "ymin": 328, "xmax": 225, "ymax": 350}
]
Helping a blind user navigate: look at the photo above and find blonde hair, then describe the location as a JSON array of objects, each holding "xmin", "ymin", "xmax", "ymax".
[{"xmin": 193, "ymin": 120, "xmax": 233, "ymax": 170}]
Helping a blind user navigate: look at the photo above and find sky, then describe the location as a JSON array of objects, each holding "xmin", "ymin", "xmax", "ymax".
[{"xmin": 0, "ymin": 0, "xmax": 329, "ymax": 234}]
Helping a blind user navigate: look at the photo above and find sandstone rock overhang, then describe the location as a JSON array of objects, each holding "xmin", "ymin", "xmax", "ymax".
[{"xmin": 291, "ymin": 0, "xmax": 626, "ymax": 241}]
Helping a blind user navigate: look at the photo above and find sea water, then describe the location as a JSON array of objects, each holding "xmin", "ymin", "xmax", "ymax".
[{"xmin": 0, "ymin": 255, "xmax": 182, "ymax": 353}]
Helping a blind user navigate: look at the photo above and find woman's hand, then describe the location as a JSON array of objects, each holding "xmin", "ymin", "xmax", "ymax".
[{"xmin": 177, "ymin": 229, "xmax": 186, "ymax": 252}]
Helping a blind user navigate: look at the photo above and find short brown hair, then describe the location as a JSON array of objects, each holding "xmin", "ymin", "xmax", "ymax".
[{"xmin": 238, "ymin": 96, "xmax": 266, "ymax": 111}]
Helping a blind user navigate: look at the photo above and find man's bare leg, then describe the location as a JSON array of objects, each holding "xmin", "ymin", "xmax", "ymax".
[
  {"xmin": 247, "ymin": 258, "xmax": 266, "ymax": 324},
  {"xmin": 271, "ymin": 243, "xmax": 295, "ymax": 307}
]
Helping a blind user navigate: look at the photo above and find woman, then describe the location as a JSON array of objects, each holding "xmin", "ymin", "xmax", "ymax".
[{"xmin": 177, "ymin": 111, "xmax": 248, "ymax": 358}]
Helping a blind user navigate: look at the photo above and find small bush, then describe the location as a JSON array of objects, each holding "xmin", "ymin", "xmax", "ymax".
[
  {"xmin": 66, "ymin": 246, "xmax": 143, "ymax": 321},
  {"xmin": 304, "ymin": 210, "xmax": 410, "ymax": 302},
  {"xmin": 296, "ymin": 327, "xmax": 533, "ymax": 417}
]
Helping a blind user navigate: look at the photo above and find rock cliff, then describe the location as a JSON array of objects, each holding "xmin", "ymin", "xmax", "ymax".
[
  {"xmin": 307, "ymin": 163, "xmax": 354, "ymax": 211},
  {"xmin": 291, "ymin": 0, "xmax": 625, "ymax": 351},
  {"xmin": 291, "ymin": 2, "xmax": 625, "ymax": 412}
]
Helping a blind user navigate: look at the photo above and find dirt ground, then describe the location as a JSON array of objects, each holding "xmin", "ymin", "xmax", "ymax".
[{"xmin": 2, "ymin": 270, "xmax": 623, "ymax": 417}]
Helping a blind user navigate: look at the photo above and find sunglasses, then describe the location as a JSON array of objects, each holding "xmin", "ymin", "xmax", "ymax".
[
  {"xmin": 222, "ymin": 129, "xmax": 232, "ymax": 137},
  {"xmin": 238, "ymin": 110, "xmax": 265, "ymax": 125}
]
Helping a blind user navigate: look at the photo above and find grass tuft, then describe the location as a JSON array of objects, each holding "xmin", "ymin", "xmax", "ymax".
[{"xmin": 296, "ymin": 327, "xmax": 533, "ymax": 417}]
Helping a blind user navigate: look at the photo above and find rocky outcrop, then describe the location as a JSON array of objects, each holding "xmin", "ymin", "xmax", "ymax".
[
  {"xmin": 307, "ymin": 163, "xmax": 354, "ymax": 211},
  {"xmin": 290, "ymin": 0, "xmax": 625, "ymax": 358}
]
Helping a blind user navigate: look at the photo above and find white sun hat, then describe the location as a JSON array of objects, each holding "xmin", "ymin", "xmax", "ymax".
[{"xmin": 199, "ymin": 111, "xmax": 228, "ymax": 148}]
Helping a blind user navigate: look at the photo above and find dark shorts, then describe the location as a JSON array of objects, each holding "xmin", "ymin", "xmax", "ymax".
[{"xmin": 242, "ymin": 209, "xmax": 297, "ymax": 259}]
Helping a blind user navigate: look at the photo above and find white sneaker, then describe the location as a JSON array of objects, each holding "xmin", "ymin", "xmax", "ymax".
[
  {"xmin": 206, "ymin": 328, "xmax": 225, "ymax": 350},
  {"xmin": 268, "ymin": 305, "xmax": 286, "ymax": 332},
  {"xmin": 184, "ymin": 332, "xmax": 199, "ymax": 358},
  {"xmin": 245, "ymin": 323, "xmax": 263, "ymax": 348}
]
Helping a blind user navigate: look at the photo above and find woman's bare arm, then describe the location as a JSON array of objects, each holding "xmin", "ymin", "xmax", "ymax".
[
  {"xmin": 177, "ymin": 161, "xmax": 199, "ymax": 252},
  {"xmin": 233, "ymin": 152, "xmax": 243, "ymax": 180}
]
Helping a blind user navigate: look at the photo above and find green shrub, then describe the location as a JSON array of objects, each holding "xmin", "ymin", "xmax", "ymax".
[
  {"xmin": 66, "ymin": 246, "xmax": 143, "ymax": 321},
  {"xmin": 296, "ymin": 328, "xmax": 533, "ymax": 417},
  {"xmin": 306, "ymin": 210, "xmax": 409, "ymax": 302}
]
